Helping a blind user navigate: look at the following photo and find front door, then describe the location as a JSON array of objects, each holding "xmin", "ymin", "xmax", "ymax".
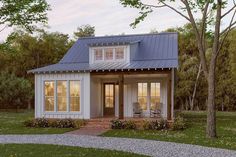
[{"xmin": 104, "ymin": 83, "xmax": 115, "ymax": 116}]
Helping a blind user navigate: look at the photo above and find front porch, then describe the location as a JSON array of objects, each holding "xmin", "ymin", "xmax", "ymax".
[{"xmin": 90, "ymin": 69, "xmax": 174, "ymax": 120}]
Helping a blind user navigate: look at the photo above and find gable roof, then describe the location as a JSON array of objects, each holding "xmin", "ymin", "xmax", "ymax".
[{"xmin": 29, "ymin": 32, "xmax": 178, "ymax": 73}]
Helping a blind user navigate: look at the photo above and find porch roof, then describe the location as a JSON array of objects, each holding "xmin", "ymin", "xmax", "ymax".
[{"xmin": 28, "ymin": 60, "xmax": 177, "ymax": 73}]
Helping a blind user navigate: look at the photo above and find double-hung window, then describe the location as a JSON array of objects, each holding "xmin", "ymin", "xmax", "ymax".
[
  {"xmin": 44, "ymin": 81, "xmax": 55, "ymax": 111},
  {"xmin": 57, "ymin": 81, "xmax": 67, "ymax": 111},
  {"xmin": 138, "ymin": 83, "xmax": 148, "ymax": 110},
  {"xmin": 150, "ymin": 83, "xmax": 161, "ymax": 110}
]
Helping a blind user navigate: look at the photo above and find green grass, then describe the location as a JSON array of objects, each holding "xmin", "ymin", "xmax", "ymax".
[
  {"xmin": 0, "ymin": 111, "xmax": 75, "ymax": 134},
  {"xmin": 0, "ymin": 144, "xmax": 146, "ymax": 157},
  {"xmin": 103, "ymin": 111, "xmax": 236, "ymax": 150}
]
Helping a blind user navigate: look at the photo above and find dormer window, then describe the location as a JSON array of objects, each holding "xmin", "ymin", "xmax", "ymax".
[
  {"xmin": 94, "ymin": 49, "xmax": 103, "ymax": 61},
  {"xmin": 105, "ymin": 48, "xmax": 113, "ymax": 60},
  {"xmin": 90, "ymin": 46, "xmax": 129, "ymax": 64},
  {"xmin": 115, "ymin": 48, "xmax": 124, "ymax": 60}
]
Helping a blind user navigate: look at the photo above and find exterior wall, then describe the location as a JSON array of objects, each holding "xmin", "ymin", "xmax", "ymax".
[
  {"xmin": 35, "ymin": 73, "xmax": 90, "ymax": 119},
  {"xmin": 90, "ymin": 77, "xmax": 102, "ymax": 118}
]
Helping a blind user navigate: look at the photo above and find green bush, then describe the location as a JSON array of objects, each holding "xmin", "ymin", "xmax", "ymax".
[
  {"xmin": 123, "ymin": 120, "xmax": 136, "ymax": 130},
  {"xmin": 111, "ymin": 119, "xmax": 124, "ymax": 129},
  {"xmin": 143, "ymin": 119, "xmax": 168, "ymax": 130},
  {"xmin": 23, "ymin": 118, "xmax": 85, "ymax": 128},
  {"xmin": 172, "ymin": 116, "xmax": 186, "ymax": 130}
]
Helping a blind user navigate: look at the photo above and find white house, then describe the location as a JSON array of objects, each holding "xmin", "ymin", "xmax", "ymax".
[{"xmin": 29, "ymin": 33, "xmax": 178, "ymax": 120}]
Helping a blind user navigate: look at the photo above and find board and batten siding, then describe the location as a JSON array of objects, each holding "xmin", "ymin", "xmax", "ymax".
[{"xmin": 35, "ymin": 73, "xmax": 90, "ymax": 119}]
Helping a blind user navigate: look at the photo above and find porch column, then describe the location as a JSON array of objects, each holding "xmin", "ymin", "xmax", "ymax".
[
  {"xmin": 118, "ymin": 74, "xmax": 124, "ymax": 119},
  {"xmin": 167, "ymin": 71, "xmax": 172, "ymax": 120}
]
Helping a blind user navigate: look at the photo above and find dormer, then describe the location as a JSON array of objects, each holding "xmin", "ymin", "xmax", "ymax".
[{"xmin": 89, "ymin": 45, "xmax": 130, "ymax": 64}]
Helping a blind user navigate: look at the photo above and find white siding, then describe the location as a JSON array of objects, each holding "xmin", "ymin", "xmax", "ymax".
[
  {"xmin": 35, "ymin": 73, "xmax": 90, "ymax": 119},
  {"xmin": 90, "ymin": 77, "xmax": 102, "ymax": 118}
]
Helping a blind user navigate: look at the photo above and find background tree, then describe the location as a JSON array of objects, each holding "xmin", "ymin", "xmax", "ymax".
[
  {"xmin": 73, "ymin": 24, "xmax": 95, "ymax": 39},
  {"xmin": 0, "ymin": 73, "xmax": 32, "ymax": 110},
  {"xmin": 0, "ymin": 0, "xmax": 50, "ymax": 33},
  {"xmin": 119, "ymin": 0, "xmax": 236, "ymax": 138}
]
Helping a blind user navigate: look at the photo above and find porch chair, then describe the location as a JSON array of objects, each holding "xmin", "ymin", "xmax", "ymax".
[
  {"xmin": 133, "ymin": 102, "xmax": 142, "ymax": 118},
  {"xmin": 150, "ymin": 102, "xmax": 162, "ymax": 118}
]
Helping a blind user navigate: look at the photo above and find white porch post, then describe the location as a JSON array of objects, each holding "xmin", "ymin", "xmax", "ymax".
[{"xmin": 83, "ymin": 73, "xmax": 91, "ymax": 119}]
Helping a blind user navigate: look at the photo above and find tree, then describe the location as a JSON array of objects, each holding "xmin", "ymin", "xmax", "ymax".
[
  {"xmin": 120, "ymin": 0, "xmax": 236, "ymax": 138},
  {"xmin": 74, "ymin": 24, "xmax": 95, "ymax": 39},
  {"xmin": 0, "ymin": 0, "xmax": 50, "ymax": 32},
  {"xmin": 0, "ymin": 72, "xmax": 33, "ymax": 110},
  {"xmin": 1, "ymin": 29, "xmax": 71, "ymax": 78}
]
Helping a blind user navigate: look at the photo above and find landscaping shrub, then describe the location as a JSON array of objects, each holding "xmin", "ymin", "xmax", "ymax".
[
  {"xmin": 56, "ymin": 119, "xmax": 75, "ymax": 128},
  {"xmin": 143, "ymin": 119, "xmax": 168, "ymax": 130},
  {"xmin": 172, "ymin": 116, "xmax": 186, "ymax": 130},
  {"xmin": 23, "ymin": 118, "xmax": 85, "ymax": 128},
  {"xmin": 111, "ymin": 119, "xmax": 124, "ymax": 129},
  {"xmin": 123, "ymin": 120, "xmax": 136, "ymax": 129},
  {"xmin": 111, "ymin": 120, "xmax": 137, "ymax": 130}
]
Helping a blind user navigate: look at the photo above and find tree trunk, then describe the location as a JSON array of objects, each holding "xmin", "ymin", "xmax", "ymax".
[
  {"xmin": 206, "ymin": 63, "xmax": 217, "ymax": 138},
  {"xmin": 190, "ymin": 64, "xmax": 201, "ymax": 110}
]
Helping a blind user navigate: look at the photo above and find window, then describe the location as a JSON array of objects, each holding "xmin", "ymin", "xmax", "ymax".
[
  {"xmin": 105, "ymin": 48, "xmax": 113, "ymax": 60},
  {"xmin": 92, "ymin": 46, "xmax": 126, "ymax": 63},
  {"xmin": 115, "ymin": 48, "xmax": 124, "ymax": 60},
  {"xmin": 94, "ymin": 49, "xmax": 103, "ymax": 61},
  {"xmin": 70, "ymin": 81, "xmax": 80, "ymax": 111},
  {"xmin": 44, "ymin": 81, "xmax": 54, "ymax": 111},
  {"xmin": 150, "ymin": 83, "xmax": 160, "ymax": 110},
  {"xmin": 57, "ymin": 81, "xmax": 67, "ymax": 111},
  {"xmin": 105, "ymin": 84, "xmax": 114, "ymax": 108},
  {"xmin": 138, "ymin": 83, "xmax": 148, "ymax": 110}
]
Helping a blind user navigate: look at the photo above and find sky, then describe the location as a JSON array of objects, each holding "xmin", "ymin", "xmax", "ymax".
[{"xmin": 0, "ymin": 0, "xmax": 234, "ymax": 41}]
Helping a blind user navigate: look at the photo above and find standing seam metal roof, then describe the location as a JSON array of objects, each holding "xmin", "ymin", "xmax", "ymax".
[{"xmin": 29, "ymin": 32, "xmax": 178, "ymax": 73}]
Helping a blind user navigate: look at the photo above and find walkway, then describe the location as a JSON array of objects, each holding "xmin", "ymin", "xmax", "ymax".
[{"xmin": 0, "ymin": 135, "xmax": 235, "ymax": 157}]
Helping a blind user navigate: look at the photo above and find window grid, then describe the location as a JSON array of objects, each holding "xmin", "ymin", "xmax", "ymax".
[
  {"xmin": 44, "ymin": 80, "xmax": 80, "ymax": 112},
  {"xmin": 138, "ymin": 83, "xmax": 148, "ymax": 110},
  {"xmin": 93, "ymin": 47, "xmax": 125, "ymax": 62}
]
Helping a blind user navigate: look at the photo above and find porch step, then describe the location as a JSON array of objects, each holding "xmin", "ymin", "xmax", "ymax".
[{"xmin": 83, "ymin": 119, "xmax": 112, "ymax": 129}]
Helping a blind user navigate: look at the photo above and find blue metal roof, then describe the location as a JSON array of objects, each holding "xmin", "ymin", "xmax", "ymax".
[{"xmin": 29, "ymin": 32, "xmax": 178, "ymax": 73}]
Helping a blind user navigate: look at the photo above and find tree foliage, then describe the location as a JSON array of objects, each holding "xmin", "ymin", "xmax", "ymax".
[
  {"xmin": 0, "ymin": 0, "xmax": 50, "ymax": 32},
  {"xmin": 74, "ymin": 24, "xmax": 95, "ymax": 39},
  {"xmin": 0, "ymin": 72, "xmax": 32, "ymax": 109}
]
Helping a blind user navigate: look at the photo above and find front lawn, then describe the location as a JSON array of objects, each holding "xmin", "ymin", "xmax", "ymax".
[
  {"xmin": 0, "ymin": 111, "xmax": 75, "ymax": 134},
  {"xmin": 0, "ymin": 144, "xmax": 146, "ymax": 157},
  {"xmin": 103, "ymin": 111, "xmax": 236, "ymax": 150}
]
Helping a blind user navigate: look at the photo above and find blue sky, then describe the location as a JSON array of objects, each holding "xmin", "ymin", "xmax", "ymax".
[{"xmin": 0, "ymin": 0, "xmax": 234, "ymax": 41}]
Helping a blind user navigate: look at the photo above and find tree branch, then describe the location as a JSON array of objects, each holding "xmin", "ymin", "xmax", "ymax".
[
  {"xmin": 140, "ymin": 2, "xmax": 165, "ymax": 8},
  {"xmin": 221, "ymin": 3, "xmax": 236, "ymax": 19},
  {"xmin": 217, "ymin": 8, "xmax": 236, "ymax": 55},
  {"xmin": 220, "ymin": 21, "xmax": 236, "ymax": 35},
  {"xmin": 200, "ymin": 1, "xmax": 210, "ymax": 51},
  {"xmin": 159, "ymin": 1, "xmax": 191, "ymax": 22},
  {"xmin": 0, "ymin": 25, "xmax": 8, "ymax": 32},
  {"xmin": 181, "ymin": 0, "xmax": 209, "ymax": 77}
]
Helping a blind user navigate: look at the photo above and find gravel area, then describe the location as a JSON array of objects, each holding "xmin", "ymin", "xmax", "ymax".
[{"xmin": 0, "ymin": 135, "xmax": 235, "ymax": 157}]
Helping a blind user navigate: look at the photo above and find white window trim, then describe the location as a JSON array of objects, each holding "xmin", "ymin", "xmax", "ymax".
[
  {"xmin": 89, "ymin": 45, "xmax": 130, "ymax": 64},
  {"xmin": 43, "ymin": 80, "xmax": 81, "ymax": 114}
]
